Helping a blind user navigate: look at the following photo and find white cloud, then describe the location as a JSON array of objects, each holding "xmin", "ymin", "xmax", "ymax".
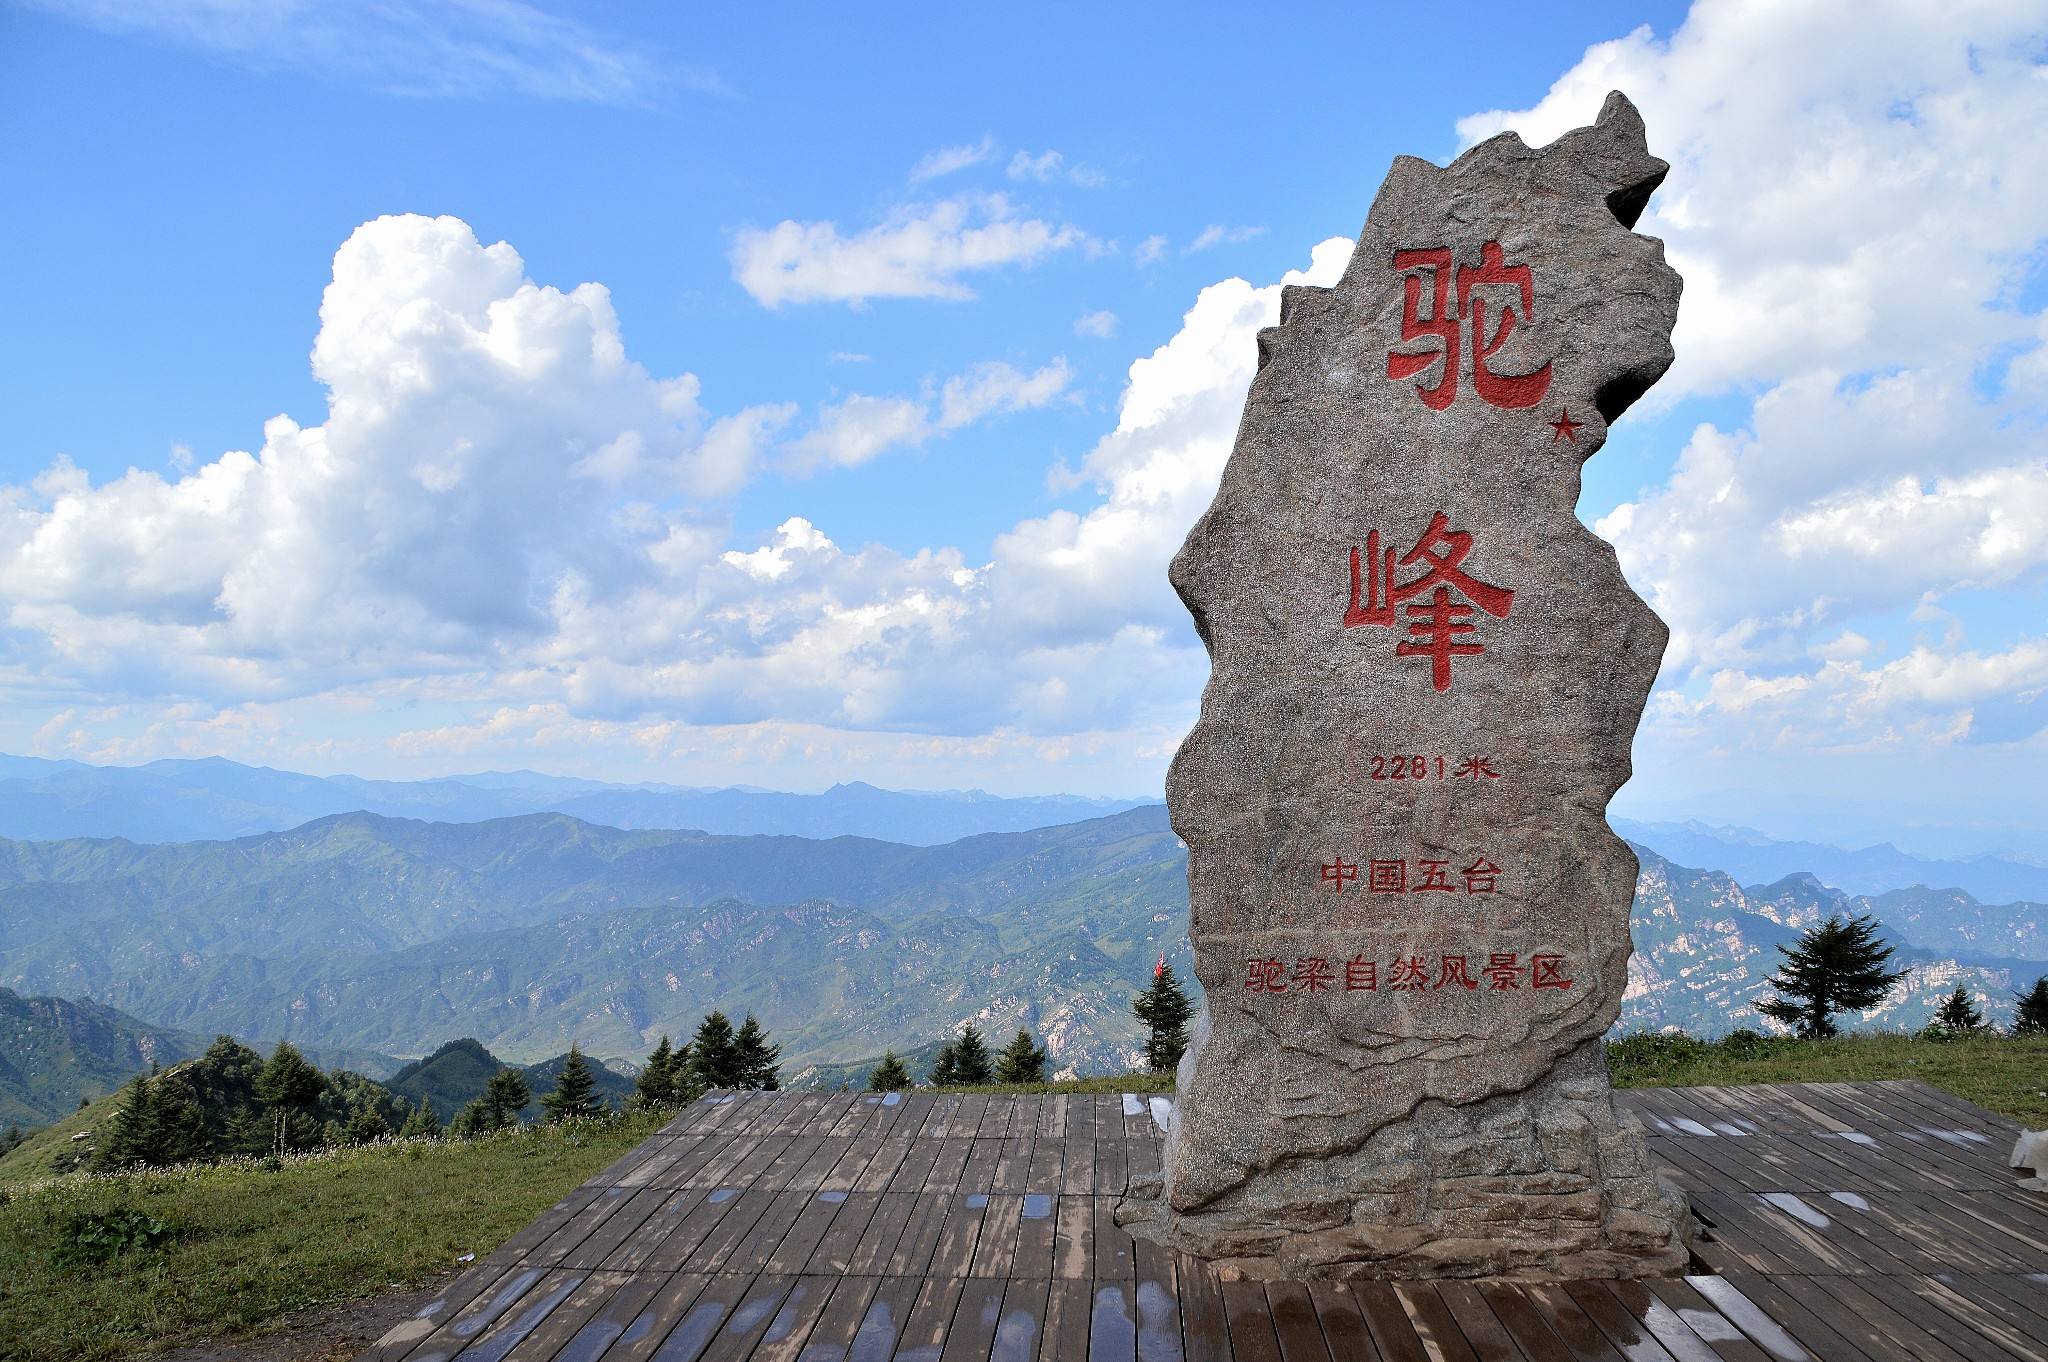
[
  {"xmin": 1007, "ymin": 149, "xmax": 1106, "ymax": 187},
  {"xmin": 1135, "ymin": 235, "xmax": 1169, "ymax": 268},
  {"xmin": 25, "ymin": 0, "xmax": 710, "ymax": 104},
  {"xmin": 730, "ymin": 195, "xmax": 1088, "ymax": 307},
  {"xmin": 1074, "ymin": 310, "xmax": 1118, "ymax": 339},
  {"xmin": 787, "ymin": 359, "xmax": 1072, "ymax": 473},
  {"xmin": 1185, "ymin": 224, "xmax": 1266, "ymax": 254},
  {"xmin": 909, "ymin": 136, "xmax": 997, "ymax": 184},
  {"xmin": 1466, "ymin": 1, "xmax": 2048, "ymax": 758}
]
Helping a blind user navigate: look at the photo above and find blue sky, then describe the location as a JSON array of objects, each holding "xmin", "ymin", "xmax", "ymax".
[{"xmin": 1, "ymin": 1, "xmax": 2044, "ymax": 858}]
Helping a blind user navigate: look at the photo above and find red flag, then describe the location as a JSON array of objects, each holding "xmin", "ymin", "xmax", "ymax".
[{"xmin": 1154, "ymin": 953, "xmax": 1167, "ymax": 979}]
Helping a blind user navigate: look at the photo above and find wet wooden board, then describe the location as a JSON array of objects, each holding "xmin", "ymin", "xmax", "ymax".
[{"xmin": 359, "ymin": 1081, "xmax": 2040, "ymax": 1360}]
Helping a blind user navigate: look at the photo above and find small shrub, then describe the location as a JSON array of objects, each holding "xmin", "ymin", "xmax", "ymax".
[
  {"xmin": 1718, "ymin": 1028, "xmax": 1774, "ymax": 1060},
  {"xmin": 51, "ymin": 1206, "xmax": 176, "ymax": 1270}
]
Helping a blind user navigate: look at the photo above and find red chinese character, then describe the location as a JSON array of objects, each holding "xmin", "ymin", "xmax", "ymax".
[
  {"xmin": 1386, "ymin": 247, "xmax": 1458, "ymax": 410},
  {"xmin": 1245, "ymin": 958, "xmax": 1287, "ymax": 993},
  {"xmin": 1345, "ymin": 513, "xmax": 1514, "ymax": 692},
  {"xmin": 1293, "ymin": 957, "xmax": 1334, "ymax": 993},
  {"xmin": 1463, "ymin": 858, "xmax": 1502, "ymax": 895},
  {"xmin": 1452, "ymin": 757, "xmax": 1500, "ymax": 780},
  {"xmin": 1456, "ymin": 241, "xmax": 1553, "ymax": 409},
  {"xmin": 1484, "ymin": 953, "xmax": 1522, "ymax": 990},
  {"xmin": 1385, "ymin": 240, "xmax": 1552, "ymax": 411},
  {"xmin": 1389, "ymin": 955, "xmax": 1430, "ymax": 990},
  {"xmin": 1434, "ymin": 955, "xmax": 1477, "ymax": 990},
  {"xmin": 1531, "ymin": 954, "xmax": 1574, "ymax": 990},
  {"xmin": 1345, "ymin": 955, "xmax": 1379, "ymax": 991},
  {"xmin": 1368, "ymin": 859, "xmax": 1407, "ymax": 894},
  {"xmin": 1411, "ymin": 859, "xmax": 1454, "ymax": 893},
  {"xmin": 1321, "ymin": 858, "xmax": 1358, "ymax": 893}
]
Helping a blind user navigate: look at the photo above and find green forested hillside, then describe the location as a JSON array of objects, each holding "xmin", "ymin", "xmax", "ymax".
[
  {"xmin": 1, "ymin": 807, "xmax": 2040, "ymax": 1086},
  {"xmin": 0, "ymin": 990, "xmax": 205, "ymax": 1125},
  {"xmin": 385, "ymin": 1038, "xmax": 635, "ymax": 1122}
]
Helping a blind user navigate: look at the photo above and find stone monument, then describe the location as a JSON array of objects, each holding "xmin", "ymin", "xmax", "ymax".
[{"xmin": 1121, "ymin": 92, "xmax": 1693, "ymax": 1280}]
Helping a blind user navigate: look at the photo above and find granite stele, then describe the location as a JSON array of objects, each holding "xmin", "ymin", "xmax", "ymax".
[{"xmin": 1120, "ymin": 92, "xmax": 1693, "ymax": 1281}]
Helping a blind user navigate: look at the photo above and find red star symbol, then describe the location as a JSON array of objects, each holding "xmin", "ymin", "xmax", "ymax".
[{"xmin": 1549, "ymin": 408, "xmax": 1582, "ymax": 443}]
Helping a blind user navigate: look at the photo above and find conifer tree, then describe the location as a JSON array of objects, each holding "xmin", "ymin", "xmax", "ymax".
[
  {"xmin": 152, "ymin": 1075, "xmax": 213, "ymax": 1163},
  {"xmin": 692, "ymin": 1012, "xmax": 742, "ymax": 1089},
  {"xmin": 867, "ymin": 1051, "xmax": 911, "ymax": 1092},
  {"xmin": 2013, "ymin": 976, "xmax": 2048, "ymax": 1036},
  {"xmin": 450, "ymin": 1097, "xmax": 496, "ymax": 1139},
  {"xmin": 928, "ymin": 1040, "xmax": 961, "ymax": 1087},
  {"xmin": 541, "ymin": 1045, "xmax": 605, "ymax": 1123},
  {"xmin": 347, "ymin": 1105, "xmax": 394, "ymax": 1143},
  {"xmin": 399, "ymin": 1095, "xmax": 442, "ymax": 1139},
  {"xmin": 636, "ymin": 1035, "xmax": 679, "ymax": 1107},
  {"xmin": 1, "ymin": 1123, "xmax": 22, "ymax": 1156},
  {"xmin": 255, "ymin": 1041, "xmax": 327, "ymax": 1112},
  {"xmin": 92, "ymin": 1074, "xmax": 161, "ymax": 1171},
  {"xmin": 734, "ymin": 1015, "xmax": 782, "ymax": 1091},
  {"xmin": 484, "ymin": 1068, "xmax": 532, "ymax": 1126},
  {"xmin": 951, "ymin": 1025, "xmax": 994, "ymax": 1085},
  {"xmin": 1933, "ymin": 986, "xmax": 1986, "ymax": 1033},
  {"xmin": 1755, "ymin": 915, "xmax": 1908, "ymax": 1039},
  {"xmin": 225, "ymin": 1105, "xmax": 269, "ymax": 1155},
  {"xmin": 996, "ymin": 1029, "xmax": 1047, "ymax": 1084},
  {"xmin": 1133, "ymin": 960, "xmax": 1197, "ymax": 1072}
]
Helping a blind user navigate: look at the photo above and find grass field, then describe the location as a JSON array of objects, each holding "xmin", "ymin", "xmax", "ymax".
[{"xmin": 2, "ymin": 1033, "xmax": 2041, "ymax": 1360}]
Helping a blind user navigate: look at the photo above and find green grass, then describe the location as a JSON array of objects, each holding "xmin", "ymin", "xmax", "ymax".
[
  {"xmin": 1606, "ymin": 1029, "xmax": 2048, "ymax": 1126},
  {"xmin": 0, "ymin": 1112, "xmax": 666, "ymax": 1362}
]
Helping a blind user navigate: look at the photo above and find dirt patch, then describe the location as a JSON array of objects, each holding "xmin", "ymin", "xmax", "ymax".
[{"xmin": 145, "ymin": 1277, "xmax": 450, "ymax": 1362}]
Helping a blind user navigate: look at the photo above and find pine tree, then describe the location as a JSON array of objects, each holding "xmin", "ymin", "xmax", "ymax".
[
  {"xmin": 995, "ymin": 1029, "xmax": 1047, "ymax": 1084},
  {"xmin": 733, "ymin": 1015, "xmax": 781, "ymax": 1091},
  {"xmin": 1933, "ymin": 986, "xmax": 1986, "ymax": 1033},
  {"xmin": 92, "ymin": 1074, "xmax": 161, "ymax": 1171},
  {"xmin": 692, "ymin": 1012, "xmax": 743, "ymax": 1090},
  {"xmin": 255, "ymin": 1041, "xmax": 327, "ymax": 1112},
  {"xmin": 2013, "ymin": 976, "xmax": 2048, "ymax": 1036},
  {"xmin": 484, "ymin": 1068, "xmax": 532, "ymax": 1126},
  {"xmin": 0, "ymin": 1123, "xmax": 22, "ymax": 1156},
  {"xmin": 1134, "ymin": 961, "xmax": 1197, "ymax": 1072},
  {"xmin": 867, "ymin": 1052, "xmax": 911, "ymax": 1092},
  {"xmin": 399, "ymin": 1095, "xmax": 442, "ymax": 1139},
  {"xmin": 636, "ymin": 1035, "xmax": 679, "ymax": 1107},
  {"xmin": 541, "ymin": 1045, "xmax": 604, "ymax": 1123},
  {"xmin": 152, "ymin": 1075, "xmax": 214, "ymax": 1163},
  {"xmin": 951, "ymin": 1025, "xmax": 994, "ymax": 1085},
  {"xmin": 224, "ymin": 1106, "xmax": 269, "ymax": 1155},
  {"xmin": 1755, "ymin": 914, "xmax": 1908, "ymax": 1039},
  {"xmin": 450, "ymin": 1097, "xmax": 497, "ymax": 1139},
  {"xmin": 347, "ymin": 1105, "xmax": 393, "ymax": 1143},
  {"xmin": 928, "ymin": 1041, "xmax": 961, "ymax": 1087}
]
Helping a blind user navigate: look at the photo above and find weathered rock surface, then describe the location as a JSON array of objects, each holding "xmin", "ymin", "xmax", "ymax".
[{"xmin": 1121, "ymin": 92, "xmax": 1692, "ymax": 1280}]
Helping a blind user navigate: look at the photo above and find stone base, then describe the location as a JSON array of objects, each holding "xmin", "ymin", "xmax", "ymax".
[{"xmin": 1118, "ymin": 1048, "xmax": 1693, "ymax": 1281}]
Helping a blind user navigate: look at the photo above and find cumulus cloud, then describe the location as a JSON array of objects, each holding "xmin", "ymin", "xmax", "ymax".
[
  {"xmin": 1466, "ymin": 0, "xmax": 2048, "ymax": 755},
  {"xmin": 25, "ymin": 0, "xmax": 709, "ymax": 103},
  {"xmin": 730, "ymin": 195, "xmax": 1088, "ymax": 307},
  {"xmin": 0, "ymin": 214, "xmax": 785, "ymax": 693}
]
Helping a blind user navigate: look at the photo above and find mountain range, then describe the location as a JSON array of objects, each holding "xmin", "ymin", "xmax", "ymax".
[
  {"xmin": 0, "ymin": 804, "xmax": 2038, "ymax": 1114},
  {"xmin": 1612, "ymin": 817, "xmax": 2048, "ymax": 904},
  {"xmin": 0, "ymin": 753, "xmax": 1148, "ymax": 846}
]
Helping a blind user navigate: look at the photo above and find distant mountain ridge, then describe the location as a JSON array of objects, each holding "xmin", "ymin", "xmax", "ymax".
[
  {"xmin": 0, "ymin": 806, "xmax": 2037, "ymax": 1090},
  {"xmin": 1613, "ymin": 817, "xmax": 2048, "ymax": 904},
  {"xmin": 0, "ymin": 753, "xmax": 1153, "ymax": 846}
]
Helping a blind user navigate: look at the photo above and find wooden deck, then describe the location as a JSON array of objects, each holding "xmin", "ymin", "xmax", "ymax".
[{"xmin": 358, "ymin": 1081, "xmax": 2046, "ymax": 1361}]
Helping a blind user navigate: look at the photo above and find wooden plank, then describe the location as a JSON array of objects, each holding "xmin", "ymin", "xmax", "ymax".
[
  {"xmin": 883, "ymin": 1182, "xmax": 953, "ymax": 1278},
  {"xmin": 1355, "ymin": 1281, "xmax": 1434, "ymax": 1362},
  {"xmin": 1175, "ymin": 1258, "xmax": 1232, "ymax": 1362},
  {"xmin": 586, "ymin": 1271, "xmax": 713, "ymax": 1362},
  {"xmin": 1306, "ymin": 1282, "xmax": 1379, "ymax": 1362},
  {"xmin": 846, "ymin": 1275, "xmax": 925, "ymax": 1362},
  {"xmin": 1220, "ymin": 1278, "xmax": 1283, "ymax": 1362},
  {"xmin": 928, "ymin": 1190, "xmax": 992, "ymax": 1278},
  {"xmin": 1134, "ymin": 1244, "xmax": 1183, "ymax": 1362},
  {"xmin": 1519, "ymin": 1283, "xmax": 1636, "ymax": 1362},
  {"xmin": 1094, "ymin": 1195, "xmax": 1137, "ymax": 1282},
  {"xmin": 1267, "ymin": 1280, "xmax": 1334, "ymax": 1362},
  {"xmin": 942, "ymin": 1277, "xmax": 1009, "ymax": 1362},
  {"xmin": 1684, "ymin": 1274, "xmax": 1831, "ymax": 1362},
  {"xmin": 629, "ymin": 1271, "xmax": 755, "ymax": 1362},
  {"xmin": 741, "ymin": 1275, "xmax": 842, "ymax": 1362},
  {"xmin": 537, "ymin": 1270, "xmax": 673, "ymax": 1362},
  {"xmin": 694, "ymin": 1275, "xmax": 802, "ymax": 1362},
  {"xmin": 1583, "ymin": 1280, "xmax": 1730, "ymax": 1362},
  {"xmin": 1012, "ymin": 1191, "xmax": 1058, "ymax": 1279},
  {"xmin": 1801, "ymin": 1274, "xmax": 1979, "ymax": 1362},
  {"xmin": 843, "ymin": 1192, "xmax": 917, "ymax": 1277},
  {"xmin": 969, "ymin": 1194, "xmax": 1024, "ymax": 1280},
  {"xmin": 802, "ymin": 1189, "xmax": 884, "ymax": 1276},
  {"xmin": 1053, "ymin": 1190, "xmax": 1094, "ymax": 1280},
  {"xmin": 1393, "ymin": 1283, "xmax": 1481, "ymax": 1362},
  {"xmin": 894, "ymin": 1276, "xmax": 968, "ymax": 1361},
  {"xmin": 560, "ymin": 1186, "xmax": 674, "ymax": 1270},
  {"xmin": 1433, "ymin": 1280, "xmax": 1527, "ymax": 1362},
  {"xmin": 715, "ymin": 1186, "xmax": 813, "ymax": 1276},
  {"xmin": 1041, "ymin": 1278, "xmax": 1094, "ymax": 1362},
  {"xmin": 760, "ymin": 1188, "xmax": 854, "ymax": 1277},
  {"xmin": 399, "ymin": 1263, "xmax": 553, "ymax": 1362},
  {"xmin": 772, "ymin": 1274, "xmax": 879, "ymax": 1362},
  {"xmin": 993, "ymin": 1277, "xmax": 1050, "ymax": 1362},
  {"xmin": 1639, "ymin": 1278, "xmax": 1774, "ymax": 1362},
  {"xmin": 1474, "ymin": 1282, "xmax": 1578, "ymax": 1362},
  {"xmin": 497, "ymin": 1269, "xmax": 633, "ymax": 1360}
]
